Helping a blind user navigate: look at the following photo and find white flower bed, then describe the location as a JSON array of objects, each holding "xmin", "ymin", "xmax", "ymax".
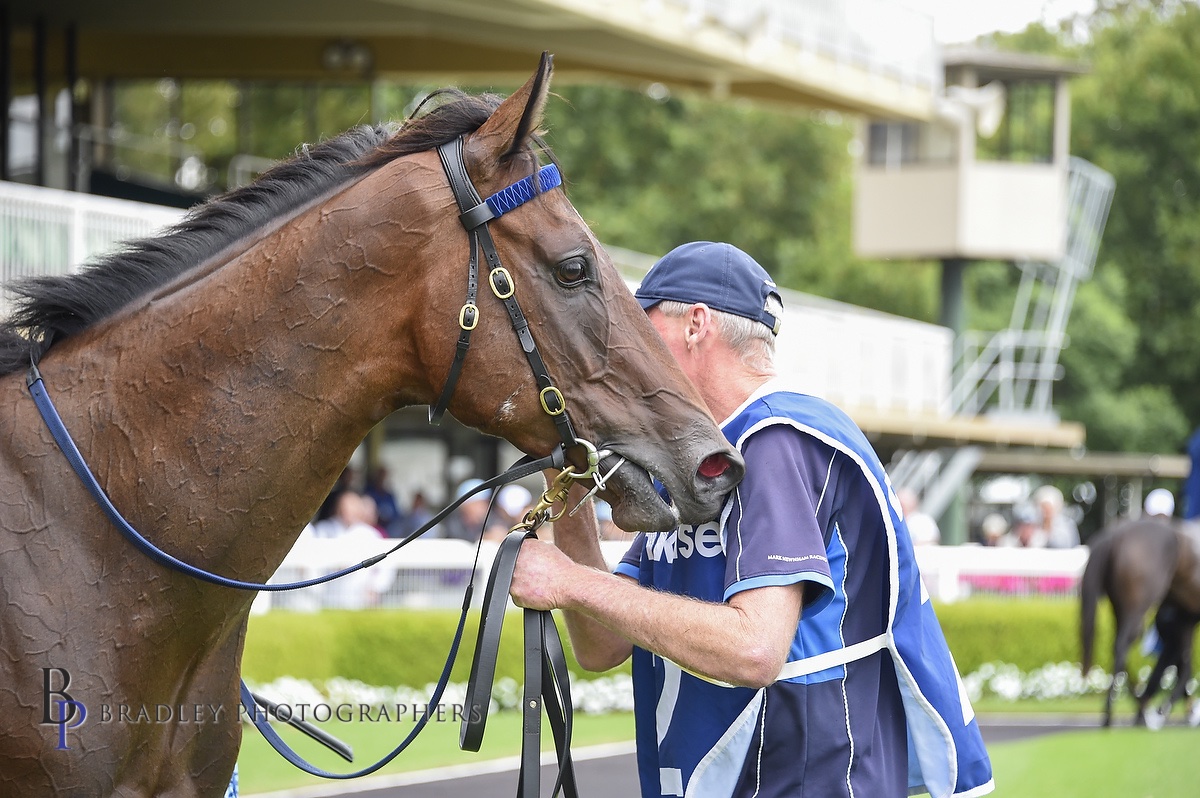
[
  {"xmin": 248, "ymin": 662, "xmax": 1197, "ymax": 715},
  {"xmin": 246, "ymin": 673, "xmax": 636, "ymax": 716},
  {"xmin": 962, "ymin": 661, "xmax": 1197, "ymax": 702}
]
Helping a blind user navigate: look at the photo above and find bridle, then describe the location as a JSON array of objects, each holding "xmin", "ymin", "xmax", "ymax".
[
  {"xmin": 429, "ymin": 136, "xmax": 581, "ymax": 452},
  {"xmin": 24, "ymin": 135, "xmax": 599, "ymax": 796}
]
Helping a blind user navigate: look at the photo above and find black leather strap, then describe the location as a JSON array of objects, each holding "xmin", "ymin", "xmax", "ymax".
[
  {"xmin": 489, "ymin": 268, "xmax": 579, "ymax": 449},
  {"xmin": 431, "ymin": 136, "xmax": 579, "ymax": 451},
  {"xmin": 462, "ymin": 531, "xmax": 579, "ymax": 798},
  {"xmin": 540, "ymin": 611, "xmax": 579, "ymax": 798},
  {"xmin": 518, "ymin": 608, "xmax": 544, "ymax": 798},
  {"xmin": 429, "ymin": 139, "xmax": 483, "ymax": 425}
]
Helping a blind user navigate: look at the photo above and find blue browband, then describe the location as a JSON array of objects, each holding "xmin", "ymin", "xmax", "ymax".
[
  {"xmin": 458, "ymin": 163, "xmax": 562, "ymax": 230},
  {"xmin": 487, "ymin": 163, "xmax": 561, "ymax": 217}
]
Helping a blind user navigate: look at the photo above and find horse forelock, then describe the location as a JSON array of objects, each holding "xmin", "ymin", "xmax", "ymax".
[{"xmin": 0, "ymin": 90, "xmax": 512, "ymax": 377}]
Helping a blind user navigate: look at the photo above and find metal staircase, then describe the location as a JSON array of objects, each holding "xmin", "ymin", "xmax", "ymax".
[{"xmin": 890, "ymin": 157, "xmax": 1116, "ymax": 520}]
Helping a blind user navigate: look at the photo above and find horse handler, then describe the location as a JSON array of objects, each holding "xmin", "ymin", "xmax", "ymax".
[{"xmin": 510, "ymin": 242, "xmax": 993, "ymax": 798}]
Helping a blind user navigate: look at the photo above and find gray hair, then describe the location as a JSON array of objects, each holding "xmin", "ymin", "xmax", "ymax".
[{"xmin": 656, "ymin": 294, "xmax": 782, "ymax": 372}]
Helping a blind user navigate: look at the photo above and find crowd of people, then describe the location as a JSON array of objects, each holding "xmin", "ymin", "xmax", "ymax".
[
  {"xmin": 311, "ymin": 466, "xmax": 541, "ymax": 544},
  {"xmin": 979, "ymin": 484, "xmax": 1081, "ymax": 548}
]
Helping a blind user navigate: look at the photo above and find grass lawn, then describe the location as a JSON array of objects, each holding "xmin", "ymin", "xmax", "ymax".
[
  {"xmin": 240, "ymin": 701, "xmax": 1198, "ymax": 796},
  {"xmin": 973, "ymin": 693, "xmax": 1130, "ymax": 716},
  {"xmin": 238, "ymin": 710, "xmax": 635, "ymax": 795},
  {"xmin": 989, "ymin": 727, "xmax": 1197, "ymax": 798}
]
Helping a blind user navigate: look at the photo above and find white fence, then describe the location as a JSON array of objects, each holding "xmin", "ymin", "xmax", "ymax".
[
  {"xmin": 0, "ymin": 180, "xmax": 184, "ymax": 315},
  {"xmin": 914, "ymin": 544, "xmax": 1088, "ymax": 603},
  {"xmin": 250, "ymin": 539, "xmax": 642, "ymax": 614},
  {"xmin": 674, "ymin": 0, "xmax": 941, "ymax": 90},
  {"xmin": 251, "ymin": 537, "xmax": 1088, "ymax": 613}
]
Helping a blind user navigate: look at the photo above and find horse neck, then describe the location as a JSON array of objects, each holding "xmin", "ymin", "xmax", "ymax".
[{"xmin": 40, "ymin": 153, "xmax": 449, "ymax": 583}]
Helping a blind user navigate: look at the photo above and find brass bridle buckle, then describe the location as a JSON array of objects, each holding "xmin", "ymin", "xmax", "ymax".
[
  {"xmin": 458, "ymin": 303, "xmax": 479, "ymax": 331},
  {"xmin": 489, "ymin": 267, "xmax": 515, "ymax": 299},
  {"xmin": 539, "ymin": 386, "xmax": 566, "ymax": 416},
  {"xmin": 511, "ymin": 440, "xmax": 602, "ymax": 532}
]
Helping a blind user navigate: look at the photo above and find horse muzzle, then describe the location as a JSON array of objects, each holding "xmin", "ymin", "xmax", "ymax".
[{"xmin": 595, "ymin": 445, "xmax": 744, "ymax": 533}]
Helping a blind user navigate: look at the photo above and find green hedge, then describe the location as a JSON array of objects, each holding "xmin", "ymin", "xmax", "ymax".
[
  {"xmin": 243, "ymin": 609, "xmax": 629, "ymax": 686},
  {"xmin": 242, "ymin": 600, "xmax": 1196, "ymax": 686}
]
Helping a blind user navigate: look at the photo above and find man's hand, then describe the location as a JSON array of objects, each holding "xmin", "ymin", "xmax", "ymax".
[{"xmin": 510, "ymin": 538, "xmax": 578, "ymax": 612}]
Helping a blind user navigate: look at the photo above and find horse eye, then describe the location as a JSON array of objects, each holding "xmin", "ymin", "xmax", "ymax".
[{"xmin": 555, "ymin": 258, "xmax": 587, "ymax": 287}]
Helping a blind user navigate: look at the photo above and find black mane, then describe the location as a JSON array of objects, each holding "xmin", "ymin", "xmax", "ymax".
[{"xmin": 0, "ymin": 89, "xmax": 502, "ymax": 376}]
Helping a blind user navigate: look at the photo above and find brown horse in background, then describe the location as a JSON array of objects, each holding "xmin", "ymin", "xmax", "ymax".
[
  {"xmin": 1137, "ymin": 599, "xmax": 1200, "ymax": 728},
  {"xmin": 0, "ymin": 56, "xmax": 743, "ymax": 796},
  {"xmin": 1080, "ymin": 518, "xmax": 1200, "ymax": 725}
]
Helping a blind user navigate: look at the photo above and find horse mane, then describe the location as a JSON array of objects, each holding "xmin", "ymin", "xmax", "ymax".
[{"xmin": 0, "ymin": 89, "xmax": 504, "ymax": 376}]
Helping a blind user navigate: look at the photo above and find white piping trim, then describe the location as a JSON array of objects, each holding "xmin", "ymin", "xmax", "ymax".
[
  {"xmin": 657, "ymin": 659, "xmax": 683, "ymax": 746},
  {"xmin": 815, "ymin": 450, "xmax": 835, "ymax": 514},
  {"xmin": 775, "ymin": 634, "xmax": 889, "ymax": 681}
]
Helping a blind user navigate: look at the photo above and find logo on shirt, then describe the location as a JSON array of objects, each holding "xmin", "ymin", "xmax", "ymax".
[
  {"xmin": 645, "ymin": 522, "xmax": 723, "ymax": 563},
  {"xmin": 766, "ymin": 553, "xmax": 827, "ymax": 564}
]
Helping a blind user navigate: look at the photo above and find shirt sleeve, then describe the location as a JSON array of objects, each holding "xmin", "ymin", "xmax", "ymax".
[
  {"xmin": 614, "ymin": 532, "xmax": 645, "ymax": 579},
  {"xmin": 723, "ymin": 424, "xmax": 835, "ymax": 611}
]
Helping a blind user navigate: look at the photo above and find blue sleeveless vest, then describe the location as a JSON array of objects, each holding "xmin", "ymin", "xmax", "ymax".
[{"xmin": 723, "ymin": 389, "xmax": 994, "ymax": 798}]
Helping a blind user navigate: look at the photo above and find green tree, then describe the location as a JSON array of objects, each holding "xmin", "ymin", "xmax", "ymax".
[
  {"xmin": 1070, "ymin": 1, "xmax": 1200, "ymax": 439},
  {"xmin": 980, "ymin": 5, "xmax": 1200, "ymax": 452},
  {"xmin": 543, "ymin": 84, "xmax": 939, "ymax": 321}
]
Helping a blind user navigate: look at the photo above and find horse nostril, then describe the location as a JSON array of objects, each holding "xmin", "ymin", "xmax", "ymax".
[{"xmin": 698, "ymin": 454, "xmax": 731, "ymax": 480}]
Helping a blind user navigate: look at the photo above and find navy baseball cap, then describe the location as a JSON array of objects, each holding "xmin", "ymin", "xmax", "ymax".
[{"xmin": 635, "ymin": 242, "xmax": 781, "ymax": 335}]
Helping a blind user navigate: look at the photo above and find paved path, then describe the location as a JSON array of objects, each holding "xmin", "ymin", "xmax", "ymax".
[{"xmin": 251, "ymin": 716, "xmax": 1110, "ymax": 798}]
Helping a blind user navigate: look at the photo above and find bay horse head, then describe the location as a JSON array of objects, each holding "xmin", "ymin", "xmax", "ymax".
[
  {"xmin": 0, "ymin": 54, "xmax": 741, "ymax": 796},
  {"xmin": 332, "ymin": 52, "xmax": 744, "ymax": 531}
]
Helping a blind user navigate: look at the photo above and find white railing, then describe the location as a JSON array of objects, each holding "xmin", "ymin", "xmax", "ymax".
[
  {"xmin": 0, "ymin": 181, "xmax": 184, "ymax": 315},
  {"xmin": 250, "ymin": 536, "xmax": 1089, "ymax": 613},
  {"xmin": 250, "ymin": 538, "xmax": 641, "ymax": 614},
  {"xmin": 914, "ymin": 544, "xmax": 1088, "ymax": 603},
  {"xmin": 670, "ymin": 0, "xmax": 941, "ymax": 90},
  {"xmin": 776, "ymin": 290, "xmax": 951, "ymax": 417}
]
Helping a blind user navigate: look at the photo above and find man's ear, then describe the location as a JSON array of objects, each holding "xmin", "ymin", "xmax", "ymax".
[
  {"xmin": 469, "ymin": 51, "xmax": 553, "ymax": 166},
  {"xmin": 685, "ymin": 304, "xmax": 714, "ymax": 348}
]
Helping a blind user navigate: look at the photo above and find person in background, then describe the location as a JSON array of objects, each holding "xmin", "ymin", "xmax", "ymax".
[
  {"xmin": 308, "ymin": 491, "xmax": 391, "ymax": 607},
  {"xmin": 1144, "ymin": 488, "xmax": 1175, "ymax": 520},
  {"xmin": 403, "ymin": 490, "xmax": 435, "ymax": 537},
  {"xmin": 1010, "ymin": 503, "xmax": 1046, "ymax": 548},
  {"xmin": 1033, "ymin": 485, "xmax": 1079, "ymax": 548},
  {"xmin": 980, "ymin": 513, "xmax": 1010, "ymax": 547},
  {"xmin": 439, "ymin": 478, "xmax": 507, "ymax": 542},
  {"xmin": 898, "ymin": 487, "xmax": 940, "ymax": 546},
  {"xmin": 312, "ymin": 491, "xmax": 381, "ymax": 540},
  {"xmin": 491, "ymin": 484, "xmax": 534, "ymax": 542},
  {"xmin": 364, "ymin": 467, "xmax": 406, "ymax": 537},
  {"xmin": 508, "ymin": 241, "xmax": 992, "ymax": 798},
  {"xmin": 1138, "ymin": 487, "xmax": 1184, "ymax": 669}
]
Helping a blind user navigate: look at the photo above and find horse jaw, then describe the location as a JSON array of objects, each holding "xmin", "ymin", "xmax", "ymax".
[{"xmin": 600, "ymin": 462, "xmax": 680, "ymax": 532}]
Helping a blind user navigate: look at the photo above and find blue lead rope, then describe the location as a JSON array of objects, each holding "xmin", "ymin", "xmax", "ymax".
[
  {"xmin": 238, "ymin": 584, "xmax": 474, "ymax": 779},
  {"xmin": 25, "ymin": 364, "xmax": 561, "ymax": 592},
  {"xmin": 25, "ymin": 366, "xmax": 389, "ymax": 591},
  {"xmin": 24, "ymin": 363, "xmax": 545, "ymax": 779}
]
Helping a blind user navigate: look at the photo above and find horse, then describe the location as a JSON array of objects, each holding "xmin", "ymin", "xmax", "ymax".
[
  {"xmin": 0, "ymin": 54, "xmax": 744, "ymax": 797},
  {"xmin": 1080, "ymin": 517, "xmax": 1200, "ymax": 726},
  {"xmin": 1137, "ymin": 599, "xmax": 1200, "ymax": 728}
]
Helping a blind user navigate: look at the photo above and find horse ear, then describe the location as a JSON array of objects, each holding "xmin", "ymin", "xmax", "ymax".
[{"xmin": 473, "ymin": 51, "xmax": 554, "ymax": 162}]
